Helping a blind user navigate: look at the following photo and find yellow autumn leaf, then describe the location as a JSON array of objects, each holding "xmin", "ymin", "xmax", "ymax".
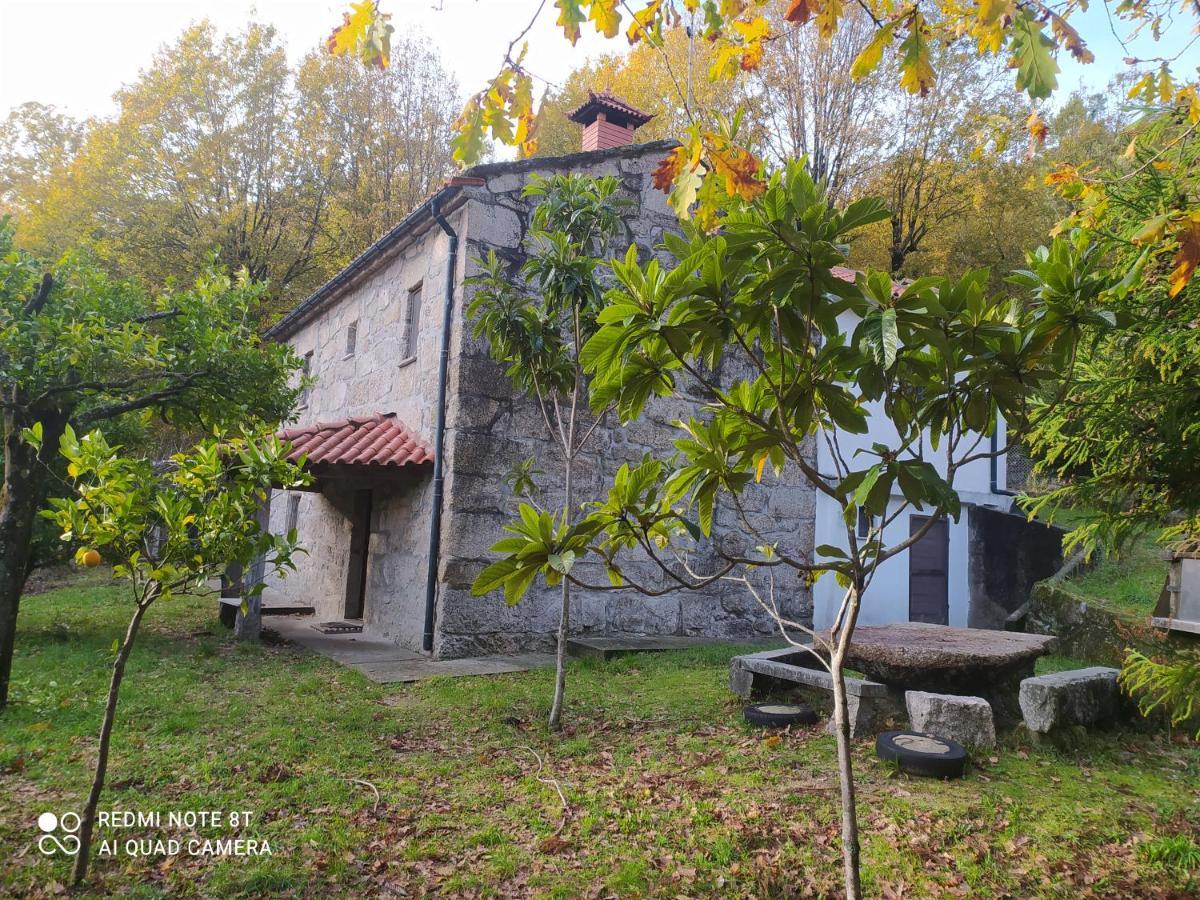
[
  {"xmin": 589, "ymin": 0, "xmax": 621, "ymax": 37},
  {"xmin": 898, "ymin": 16, "xmax": 935, "ymax": 96},
  {"xmin": 1126, "ymin": 72, "xmax": 1155, "ymax": 101},
  {"xmin": 815, "ymin": 0, "xmax": 844, "ymax": 40},
  {"xmin": 1026, "ymin": 111, "xmax": 1049, "ymax": 146},
  {"xmin": 733, "ymin": 16, "xmax": 771, "ymax": 70},
  {"xmin": 555, "ymin": 0, "xmax": 587, "ymax": 44},
  {"xmin": 327, "ymin": 0, "xmax": 391, "ymax": 68},
  {"xmin": 755, "ymin": 453, "xmax": 767, "ymax": 483},
  {"xmin": 850, "ymin": 21, "xmax": 895, "ymax": 80},
  {"xmin": 626, "ymin": 0, "xmax": 663, "ymax": 45}
]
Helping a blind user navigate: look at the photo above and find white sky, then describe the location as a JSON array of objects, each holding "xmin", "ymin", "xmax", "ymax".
[{"xmin": 0, "ymin": 0, "xmax": 1194, "ymax": 123}]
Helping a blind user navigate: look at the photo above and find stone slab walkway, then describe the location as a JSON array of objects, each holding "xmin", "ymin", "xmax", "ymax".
[
  {"xmin": 268, "ymin": 616, "xmax": 554, "ymax": 683},
  {"xmin": 567, "ymin": 634, "xmax": 779, "ymax": 660}
]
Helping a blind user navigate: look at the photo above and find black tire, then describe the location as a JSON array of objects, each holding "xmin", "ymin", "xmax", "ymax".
[
  {"xmin": 875, "ymin": 730, "xmax": 968, "ymax": 779},
  {"xmin": 743, "ymin": 703, "xmax": 819, "ymax": 728}
]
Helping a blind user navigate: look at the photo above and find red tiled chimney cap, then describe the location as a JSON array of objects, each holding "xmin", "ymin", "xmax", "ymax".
[{"xmin": 567, "ymin": 90, "xmax": 654, "ymax": 129}]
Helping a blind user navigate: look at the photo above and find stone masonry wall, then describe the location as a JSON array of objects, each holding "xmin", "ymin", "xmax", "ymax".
[
  {"xmin": 433, "ymin": 142, "xmax": 817, "ymax": 658},
  {"xmin": 262, "ymin": 205, "xmax": 468, "ymax": 649}
]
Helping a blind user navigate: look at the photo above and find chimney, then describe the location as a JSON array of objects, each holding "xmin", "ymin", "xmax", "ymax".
[{"xmin": 567, "ymin": 90, "xmax": 654, "ymax": 152}]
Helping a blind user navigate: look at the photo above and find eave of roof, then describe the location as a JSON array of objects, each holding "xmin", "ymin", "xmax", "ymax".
[
  {"xmin": 279, "ymin": 412, "xmax": 432, "ymax": 469},
  {"xmin": 264, "ymin": 140, "xmax": 678, "ymax": 343}
]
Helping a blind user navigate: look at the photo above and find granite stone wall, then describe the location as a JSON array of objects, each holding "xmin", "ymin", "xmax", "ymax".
[
  {"xmin": 261, "ymin": 204, "xmax": 468, "ymax": 650},
  {"xmin": 433, "ymin": 143, "xmax": 817, "ymax": 658},
  {"xmin": 263, "ymin": 140, "xmax": 817, "ymax": 657}
]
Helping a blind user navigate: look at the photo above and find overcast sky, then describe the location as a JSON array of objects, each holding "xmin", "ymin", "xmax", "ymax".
[{"xmin": 0, "ymin": 0, "xmax": 1194, "ymax": 123}]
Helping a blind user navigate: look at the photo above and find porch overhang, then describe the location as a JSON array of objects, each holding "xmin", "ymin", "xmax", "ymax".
[{"xmin": 277, "ymin": 412, "xmax": 432, "ymax": 489}]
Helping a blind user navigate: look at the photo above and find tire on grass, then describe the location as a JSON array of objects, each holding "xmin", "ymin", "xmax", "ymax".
[
  {"xmin": 743, "ymin": 703, "xmax": 819, "ymax": 728},
  {"xmin": 875, "ymin": 730, "xmax": 968, "ymax": 779}
]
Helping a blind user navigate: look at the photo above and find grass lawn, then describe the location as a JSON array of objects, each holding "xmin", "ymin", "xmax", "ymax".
[
  {"xmin": 2, "ymin": 574, "xmax": 1199, "ymax": 898},
  {"xmin": 1066, "ymin": 531, "xmax": 1168, "ymax": 616}
]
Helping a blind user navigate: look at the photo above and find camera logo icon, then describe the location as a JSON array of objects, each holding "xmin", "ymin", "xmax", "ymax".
[{"xmin": 37, "ymin": 812, "xmax": 81, "ymax": 856}]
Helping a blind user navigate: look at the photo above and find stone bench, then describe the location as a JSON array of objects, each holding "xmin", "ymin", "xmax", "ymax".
[
  {"xmin": 730, "ymin": 647, "xmax": 904, "ymax": 738},
  {"xmin": 1018, "ymin": 666, "xmax": 1122, "ymax": 734},
  {"xmin": 906, "ymin": 691, "xmax": 996, "ymax": 749}
]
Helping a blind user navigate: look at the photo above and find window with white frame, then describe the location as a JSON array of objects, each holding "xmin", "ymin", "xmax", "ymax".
[
  {"xmin": 345, "ymin": 320, "xmax": 358, "ymax": 358},
  {"xmin": 856, "ymin": 507, "xmax": 874, "ymax": 540},
  {"xmin": 401, "ymin": 284, "xmax": 422, "ymax": 363}
]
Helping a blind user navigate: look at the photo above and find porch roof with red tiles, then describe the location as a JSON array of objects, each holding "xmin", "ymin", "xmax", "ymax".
[
  {"xmin": 831, "ymin": 265, "xmax": 907, "ymax": 297},
  {"xmin": 278, "ymin": 413, "xmax": 432, "ymax": 470}
]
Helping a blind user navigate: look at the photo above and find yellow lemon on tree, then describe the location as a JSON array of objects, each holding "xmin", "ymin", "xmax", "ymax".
[{"xmin": 81, "ymin": 549, "xmax": 102, "ymax": 568}]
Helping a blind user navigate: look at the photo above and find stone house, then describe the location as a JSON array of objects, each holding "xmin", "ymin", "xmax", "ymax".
[
  {"xmin": 261, "ymin": 93, "xmax": 815, "ymax": 658},
  {"xmin": 261, "ymin": 92, "xmax": 1058, "ymax": 658}
]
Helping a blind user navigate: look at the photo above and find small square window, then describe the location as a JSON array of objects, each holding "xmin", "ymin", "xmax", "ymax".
[
  {"xmin": 345, "ymin": 321, "xmax": 358, "ymax": 358},
  {"xmin": 401, "ymin": 284, "xmax": 422, "ymax": 363},
  {"xmin": 856, "ymin": 507, "xmax": 874, "ymax": 539}
]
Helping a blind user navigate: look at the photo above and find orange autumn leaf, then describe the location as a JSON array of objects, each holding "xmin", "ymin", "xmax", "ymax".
[
  {"xmin": 1167, "ymin": 214, "xmax": 1200, "ymax": 298},
  {"xmin": 652, "ymin": 146, "xmax": 688, "ymax": 192},
  {"xmin": 785, "ymin": 0, "xmax": 816, "ymax": 25},
  {"xmin": 1026, "ymin": 111, "xmax": 1049, "ymax": 147},
  {"xmin": 706, "ymin": 140, "xmax": 766, "ymax": 201},
  {"xmin": 733, "ymin": 16, "xmax": 771, "ymax": 70}
]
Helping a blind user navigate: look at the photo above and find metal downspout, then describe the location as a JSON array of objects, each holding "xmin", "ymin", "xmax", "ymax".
[
  {"xmin": 990, "ymin": 415, "xmax": 1016, "ymax": 497},
  {"xmin": 424, "ymin": 197, "xmax": 458, "ymax": 653}
]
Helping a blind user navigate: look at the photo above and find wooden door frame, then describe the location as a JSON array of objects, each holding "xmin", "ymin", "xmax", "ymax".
[
  {"xmin": 908, "ymin": 514, "xmax": 949, "ymax": 625},
  {"xmin": 344, "ymin": 489, "xmax": 373, "ymax": 620}
]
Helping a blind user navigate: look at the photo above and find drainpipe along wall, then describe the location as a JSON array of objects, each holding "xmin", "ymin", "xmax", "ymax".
[{"xmin": 424, "ymin": 196, "xmax": 459, "ymax": 653}]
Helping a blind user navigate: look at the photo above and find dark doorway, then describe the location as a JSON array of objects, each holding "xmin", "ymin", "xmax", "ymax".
[
  {"xmin": 344, "ymin": 489, "xmax": 373, "ymax": 620},
  {"xmin": 909, "ymin": 515, "xmax": 949, "ymax": 625}
]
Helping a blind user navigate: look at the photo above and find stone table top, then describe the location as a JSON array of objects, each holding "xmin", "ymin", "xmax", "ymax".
[{"xmin": 816, "ymin": 623, "xmax": 1057, "ymax": 698}]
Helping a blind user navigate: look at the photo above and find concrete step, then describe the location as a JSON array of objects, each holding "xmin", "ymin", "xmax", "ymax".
[{"xmin": 262, "ymin": 604, "xmax": 314, "ymax": 617}]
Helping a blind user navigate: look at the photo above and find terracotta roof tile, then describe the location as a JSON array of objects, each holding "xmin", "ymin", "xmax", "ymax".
[
  {"xmin": 831, "ymin": 265, "xmax": 907, "ymax": 297},
  {"xmin": 278, "ymin": 413, "xmax": 432, "ymax": 470}
]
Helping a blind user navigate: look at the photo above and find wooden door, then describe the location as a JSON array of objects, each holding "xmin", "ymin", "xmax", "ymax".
[
  {"xmin": 908, "ymin": 515, "xmax": 949, "ymax": 625},
  {"xmin": 344, "ymin": 489, "xmax": 372, "ymax": 620}
]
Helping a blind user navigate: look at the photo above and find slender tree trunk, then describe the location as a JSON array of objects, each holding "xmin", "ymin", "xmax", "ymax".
[
  {"xmin": 548, "ymin": 453, "xmax": 573, "ymax": 730},
  {"xmin": 548, "ymin": 329, "xmax": 582, "ymax": 731},
  {"xmin": 830, "ymin": 648, "xmax": 862, "ymax": 900},
  {"xmin": 72, "ymin": 588, "xmax": 156, "ymax": 886},
  {"xmin": 549, "ymin": 422, "xmax": 576, "ymax": 734},
  {"xmin": 0, "ymin": 408, "xmax": 63, "ymax": 710}
]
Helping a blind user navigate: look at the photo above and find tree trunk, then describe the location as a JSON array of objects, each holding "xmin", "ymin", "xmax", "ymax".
[
  {"xmin": 830, "ymin": 649, "xmax": 862, "ymax": 900},
  {"xmin": 548, "ymin": 450, "xmax": 574, "ymax": 730},
  {"xmin": 548, "ymin": 337, "xmax": 582, "ymax": 731},
  {"xmin": 0, "ymin": 408, "xmax": 63, "ymax": 710},
  {"xmin": 72, "ymin": 589, "xmax": 155, "ymax": 886}
]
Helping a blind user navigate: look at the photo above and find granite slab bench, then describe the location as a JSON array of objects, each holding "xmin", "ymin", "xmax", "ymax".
[
  {"xmin": 730, "ymin": 646, "xmax": 905, "ymax": 738},
  {"xmin": 1018, "ymin": 666, "xmax": 1123, "ymax": 734}
]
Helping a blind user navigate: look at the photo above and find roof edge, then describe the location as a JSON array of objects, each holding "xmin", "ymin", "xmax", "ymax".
[
  {"xmin": 462, "ymin": 139, "xmax": 676, "ymax": 179},
  {"xmin": 265, "ymin": 140, "xmax": 678, "ymax": 343},
  {"xmin": 265, "ymin": 185, "xmax": 469, "ymax": 341}
]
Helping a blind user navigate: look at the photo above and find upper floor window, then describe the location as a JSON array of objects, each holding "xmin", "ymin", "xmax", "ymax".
[
  {"xmin": 298, "ymin": 351, "xmax": 314, "ymax": 407},
  {"xmin": 345, "ymin": 320, "xmax": 358, "ymax": 358},
  {"xmin": 856, "ymin": 507, "xmax": 874, "ymax": 540},
  {"xmin": 401, "ymin": 284, "xmax": 422, "ymax": 364}
]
